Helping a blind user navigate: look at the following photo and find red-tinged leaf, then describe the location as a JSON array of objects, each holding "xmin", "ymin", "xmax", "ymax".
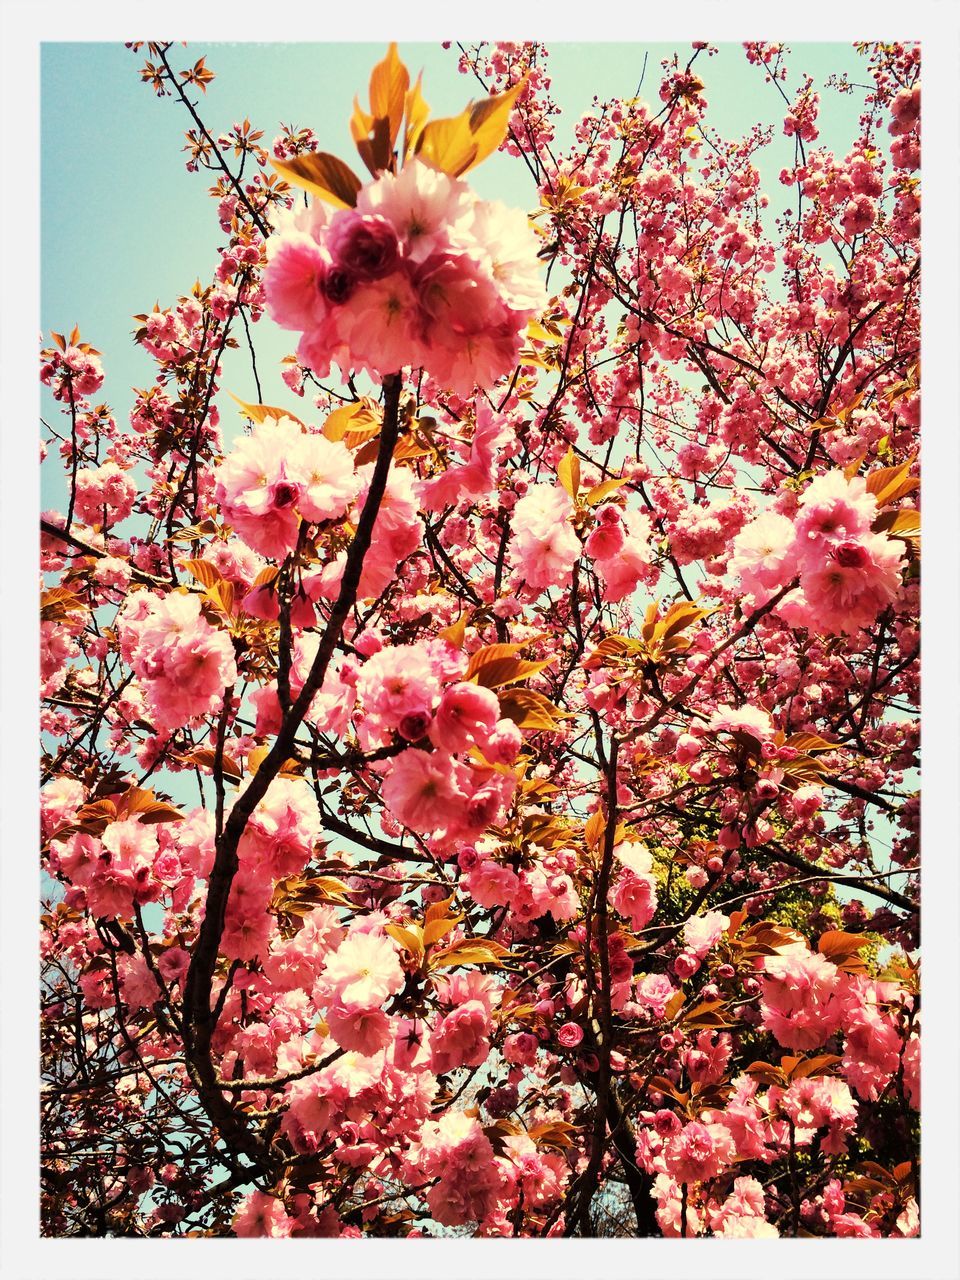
[
  {"xmin": 322, "ymin": 400, "xmax": 381, "ymax": 443},
  {"xmin": 429, "ymin": 938, "xmax": 513, "ymax": 969},
  {"xmin": 423, "ymin": 916, "xmax": 461, "ymax": 948},
  {"xmin": 664, "ymin": 990, "xmax": 685, "ymax": 1021},
  {"xmin": 527, "ymin": 1120, "xmax": 578, "ymax": 1151},
  {"xmin": 873, "ymin": 507, "xmax": 920, "ymax": 538},
  {"xmin": 271, "ymin": 152, "xmax": 362, "ymax": 209},
  {"xmin": 784, "ymin": 732, "xmax": 837, "ymax": 754},
  {"xmin": 789, "ymin": 1054, "xmax": 842, "ymax": 1080},
  {"xmin": 464, "ymin": 642, "xmax": 524, "ymax": 679},
  {"xmin": 582, "ymin": 634, "xmax": 640, "ymax": 670},
  {"xmin": 41, "ymin": 587, "xmax": 86, "ymax": 621},
  {"xmin": 367, "ymin": 43, "xmax": 409, "ymax": 152},
  {"xmin": 647, "ymin": 1074, "xmax": 687, "ymax": 1102},
  {"xmin": 583, "ymin": 808, "xmax": 607, "ymax": 851},
  {"xmin": 745, "ymin": 1060, "xmax": 787, "ymax": 1086},
  {"xmin": 682, "ymin": 999, "xmax": 739, "ymax": 1029},
  {"xmin": 656, "ymin": 600, "xmax": 716, "ymax": 644},
  {"xmin": 183, "ymin": 558, "xmax": 224, "ymax": 590},
  {"xmin": 402, "ymin": 72, "xmax": 430, "ymax": 159},
  {"xmin": 818, "ymin": 929, "xmax": 870, "ymax": 964},
  {"xmin": 726, "ymin": 910, "xmax": 747, "ymax": 937},
  {"xmin": 384, "ymin": 922, "xmax": 426, "ymax": 966},
  {"xmin": 414, "ymin": 77, "xmax": 527, "ymax": 177},
  {"xmin": 496, "ymin": 691, "xmax": 563, "ymax": 732},
  {"xmin": 183, "ymin": 748, "xmax": 242, "ymax": 782},
  {"xmin": 438, "ymin": 614, "xmax": 468, "ymax": 649},
  {"xmin": 472, "ymin": 655, "xmax": 555, "ymax": 690},
  {"xmin": 228, "ymin": 392, "xmax": 304, "ymax": 427},
  {"xmin": 251, "ymin": 566, "xmax": 279, "ymax": 591},
  {"xmin": 865, "ymin": 455, "xmax": 919, "ymax": 507},
  {"xmin": 207, "ymin": 579, "xmax": 235, "ymax": 617}
]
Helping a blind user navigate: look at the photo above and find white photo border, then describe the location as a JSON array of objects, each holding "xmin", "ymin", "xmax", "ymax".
[{"xmin": 2, "ymin": 2, "xmax": 957, "ymax": 1277}]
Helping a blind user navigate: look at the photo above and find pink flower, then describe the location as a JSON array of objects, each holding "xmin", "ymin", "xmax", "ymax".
[
  {"xmin": 510, "ymin": 484, "xmax": 580, "ymax": 591},
  {"xmin": 430, "ymin": 1000, "xmax": 491, "ymax": 1074},
  {"xmin": 841, "ymin": 1006, "xmax": 902, "ymax": 1100},
  {"xmin": 635, "ymin": 972, "xmax": 677, "ymax": 1017},
  {"xmin": 707, "ymin": 703, "xmax": 775, "ymax": 742},
  {"xmin": 794, "ymin": 470, "xmax": 876, "ymax": 547},
  {"xmin": 464, "ymin": 858, "xmax": 520, "ymax": 908},
  {"xmin": 683, "ymin": 911, "xmax": 728, "ymax": 960},
  {"xmin": 798, "ymin": 533, "xmax": 904, "ymax": 634},
  {"xmin": 760, "ymin": 946, "xmax": 844, "ymax": 1050},
  {"xmin": 459, "ymin": 197, "xmax": 544, "ymax": 311},
  {"xmin": 484, "ymin": 717, "xmax": 523, "ymax": 765},
  {"xmin": 117, "ymin": 591, "xmax": 237, "ymax": 732},
  {"xmin": 325, "ymin": 1002, "xmax": 394, "ymax": 1055},
  {"xmin": 321, "ymin": 930, "xmax": 404, "ymax": 1010},
  {"xmin": 355, "ymin": 639, "xmax": 447, "ymax": 746},
  {"xmin": 610, "ymin": 870, "xmax": 658, "ymax": 931},
  {"xmin": 415, "ymin": 1111, "xmax": 504, "ymax": 1226},
  {"xmin": 902, "ymin": 1033, "xmax": 920, "ymax": 1108},
  {"xmin": 729, "ymin": 510, "xmax": 797, "ymax": 596},
  {"xmin": 413, "ymin": 253, "xmax": 522, "ymax": 394},
  {"xmin": 73, "ymin": 462, "xmax": 137, "ymax": 529},
  {"xmin": 357, "ymin": 159, "xmax": 472, "ymax": 263},
  {"xmin": 503, "ymin": 1031, "xmax": 540, "ymax": 1065},
  {"xmin": 233, "ymin": 1190, "xmax": 300, "ymax": 1238},
  {"xmin": 429, "ymin": 681, "xmax": 501, "ymax": 754},
  {"xmin": 584, "ymin": 505, "xmax": 626, "ymax": 560},
  {"xmin": 214, "ymin": 416, "xmax": 357, "ymax": 560},
  {"xmin": 263, "ymin": 234, "xmax": 332, "ymax": 332},
  {"xmin": 335, "ymin": 270, "xmax": 423, "ymax": 378},
  {"xmin": 417, "ymin": 398, "xmax": 510, "ymax": 511},
  {"xmin": 326, "ymin": 211, "xmax": 400, "ymax": 281},
  {"xmin": 557, "ymin": 1021, "xmax": 583, "ymax": 1048},
  {"xmin": 663, "ymin": 1119, "xmax": 736, "ymax": 1184},
  {"xmin": 380, "ymin": 749, "xmax": 506, "ymax": 839},
  {"xmin": 263, "ymin": 156, "xmax": 542, "ymax": 391}
]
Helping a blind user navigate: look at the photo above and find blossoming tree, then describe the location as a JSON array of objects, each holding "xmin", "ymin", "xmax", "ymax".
[{"xmin": 40, "ymin": 40, "xmax": 920, "ymax": 1239}]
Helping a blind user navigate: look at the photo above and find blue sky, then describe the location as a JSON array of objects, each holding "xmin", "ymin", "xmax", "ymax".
[{"xmin": 41, "ymin": 40, "xmax": 872, "ymax": 455}]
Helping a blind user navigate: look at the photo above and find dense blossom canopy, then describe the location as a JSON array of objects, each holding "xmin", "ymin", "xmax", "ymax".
[{"xmin": 40, "ymin": 40, "xmax": 919, "ymax": 1240}]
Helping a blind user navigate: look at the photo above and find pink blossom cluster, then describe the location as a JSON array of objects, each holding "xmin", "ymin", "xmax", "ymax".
[
  {"xmin": 72, "ymin": 461, "xmax": 138, "ymax": 529},
  {"xmin": 264, "ymin": 157, "xmax": 543, "ymax": 392},
  {"xmin": 730, "ymin": 470, "xmax": 906, "ymax": 633},
  {"xmin": 40, "ymin": 344, "xmax": 104, "ymax": 400},
  {"xmin": 117, "ymin": 591, "xmax": 237, "ymax": 731},
  {"xmin": 585, "ymin": 505, "xmax": 654, "ymax": 602},
  {"xmin": 214, "ymin": 416, "xmax": 358, "ymax": 561}
]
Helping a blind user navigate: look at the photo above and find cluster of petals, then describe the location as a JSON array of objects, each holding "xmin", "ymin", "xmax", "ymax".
[
  {"xmin": 411, "ymin": 1111, "xmax": 505, "ymax": 1226},
  {"xmin": 73, "ymin": 461, "xmax": 137, "ymax": 529},
  {"xmin": 609, "ymin": 840, "xmax": 659, "ymax": 930},
  {"xmin": 213, "ymin": 415, "xmax": 358, "ymax": 561},
  {"xmin": 264, "ymin": 158, "xmax": 543, "ymax": 393},
  {"xmin": 730, "ymin": 470, "xmax": 906, "ymax": 634},
  {"xmin": 759, "ymin": 944, "xmax": 845, "ymax": 1050},
  {"xmin": 117, "ymin": 590, "xmax": 237, "ymax": 732},
  {"xmin": 509, "ymin": 484, "xmax": 581, "ymax": 591},
  {"xmin": 584, "ymin": 504, "xmax": 654, "ymax": 602}
]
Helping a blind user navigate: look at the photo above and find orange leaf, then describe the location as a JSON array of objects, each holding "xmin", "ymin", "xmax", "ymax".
[
  {"xmin": 414, "ymin": 77, "xmax": 527, "ymax": 176},
  {"xmin": 864, "ymin": 455, "xmax": 919, "ymax": 508},
  {"xmin": 368, "ymin": 43, "xmax": 409, "ymax": 152},
  {"xmin": 557, "ymin": 447, "xmax": 580, "ymax": 500},
  {"xmin": 271, "ymin": 152, "xmax": 362, "ymax": 209},
  {"xmin": 229, "ymin": 392, "xmax": 304, "ymax": 427}
]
